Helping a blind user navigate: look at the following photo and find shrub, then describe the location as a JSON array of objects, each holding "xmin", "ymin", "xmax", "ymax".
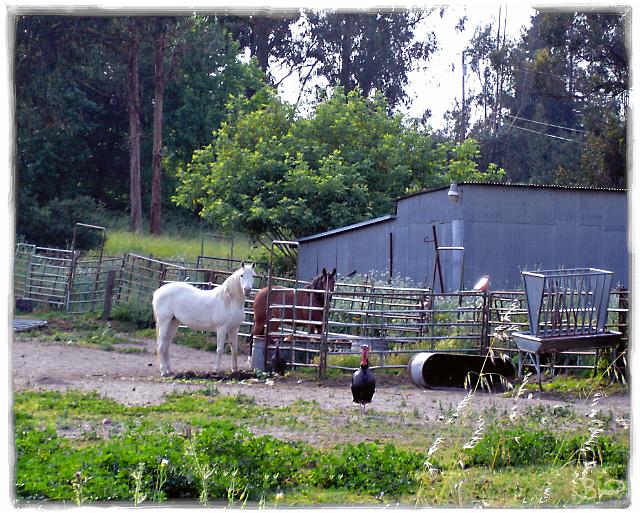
[
  {"xmin": 17, "ymin": 195, "xmax": 106, "ymax": 251},
  {"xmin": 14, "ymin": 413, "xmax": 312, "ymax": 502},
  {"xmin": 191, "ymin": 423, "xmax": 312, "ymax": 499}
]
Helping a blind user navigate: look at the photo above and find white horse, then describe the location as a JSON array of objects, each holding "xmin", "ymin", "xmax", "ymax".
[{"xmin": 152, "ymin": 262, "xmax": 256, "ymax": 377}]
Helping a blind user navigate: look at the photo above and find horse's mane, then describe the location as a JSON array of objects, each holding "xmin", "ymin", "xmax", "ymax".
[{"xmin": 220, "ymin": 267, "xmax": 245, "ymax": 305}]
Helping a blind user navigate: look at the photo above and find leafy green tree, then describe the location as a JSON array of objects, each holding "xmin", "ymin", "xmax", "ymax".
[
  {"xmin": 161, "ymin": 17, "xmax": 265, "ymax": 201},
  {"xmin": 173, "ymin": 87, "xmax": 503, "ymax": 254},
  {"xmin": 15, "ymin": 16, "xmax": 132, "ymax": 247}
]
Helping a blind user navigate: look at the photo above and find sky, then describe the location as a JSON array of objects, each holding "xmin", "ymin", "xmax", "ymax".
[{"xmin": 401, "ymin": 4, "xmax": 537, "ymax": 128}]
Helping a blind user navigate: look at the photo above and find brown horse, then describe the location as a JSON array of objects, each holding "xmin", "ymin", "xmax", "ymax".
[{"xmin": 252, "ymin": 268, "xmax": 337, "ymax": 337}]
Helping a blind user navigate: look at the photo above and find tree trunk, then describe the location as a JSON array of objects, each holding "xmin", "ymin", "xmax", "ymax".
[
  {"xmin": 339, "ymin": 15, "xmax": 353, "ymax": 93},
  {"xmin": 127, "ymin": 37, "xmax": 143, "ymax": 234},
  {"xmin": 252, "ymin": 18, "xmax": 271, "ymax": 73},
  {"xmin": 150, "ymin": 30, "xmax": 166, "ymax": 236}
]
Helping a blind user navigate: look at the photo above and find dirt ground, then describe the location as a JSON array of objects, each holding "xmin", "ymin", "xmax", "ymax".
[{"xmin": 11, "ymin": 332, "xmax": 631, "ymax": 422}]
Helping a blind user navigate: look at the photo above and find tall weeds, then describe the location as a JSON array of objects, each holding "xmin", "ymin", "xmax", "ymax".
[
  {"xmin": 183, "ymin": 433, "xmax": 215, "ymax": 506},
  {"xmin": 413, "ymin": 294, "xmax": 628, "ymax": 507}
]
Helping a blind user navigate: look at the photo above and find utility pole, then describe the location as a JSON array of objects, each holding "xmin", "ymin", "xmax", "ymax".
[{"xmin": 460, "ymin": 50, "xmax": 466, "ymax": 143}]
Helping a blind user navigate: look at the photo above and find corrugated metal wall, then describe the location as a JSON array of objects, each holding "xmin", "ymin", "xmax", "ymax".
[
  {"xmin": 462, "ymin": 185, "xmax": 628, "ymax": 289},
  {"xmin": 297, "ymin": 219, "xmax": 394, "ymax": 281},
  {"xmin": 297, "ymin": 184, "xmax": 628, "ymax": 290}
]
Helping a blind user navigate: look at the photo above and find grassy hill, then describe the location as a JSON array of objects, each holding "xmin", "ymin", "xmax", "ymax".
[{"xmin": 97, "ymin": 212, "xmax": 255, "ymax": 262}]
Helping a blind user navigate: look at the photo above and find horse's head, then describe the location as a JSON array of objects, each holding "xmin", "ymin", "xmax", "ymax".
[
  {"xmin": 240, "ymin": 261, "xmax": 256, "ymax": 296},
  {"xmin": 314, "ymin": 267, "xmax": 337, "ymax": 295}
]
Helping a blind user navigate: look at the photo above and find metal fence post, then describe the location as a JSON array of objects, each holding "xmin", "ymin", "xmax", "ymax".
[
  {"xmin": 481, "ymin": 290, "xmax": 490, "ymax": 354},
  {"xmin": 64, "ymin": 250, "xmax": 79, "ymax": 312},
  {"xmin": 617, "ymin": 288, "xmax": 628, "ymax": 378},
  {"xmin": 114, "ymin": 254, "xmax": 129, "ymax": 306}
]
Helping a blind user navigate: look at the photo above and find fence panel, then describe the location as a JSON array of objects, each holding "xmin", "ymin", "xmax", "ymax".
[
  {"xmin": 14, "ymin": 246, "xmax": 77, "ymax": 308},
  {"xmin": 14, "ymin": 243, "xmax": 36, "ymax": 298},
  {"xmin": 196, "ymin": 255, "xmax": 269, "ymax": 276},
  {"xmin": 67, "ymin": 257, "xmax": 124, "ymax": 314},
  {"xmin": 115, "ymin": 254, "xmax": 185, "ymax": 309},
  {"xmin": 13, "ymin": 244, "xmax": 629, "ymax": 381},
  {"xmin": 255, "ymin": 282, "xmax": 487, "ymax": 377},
  {"xmin": 323, "ymin": 289, "xmax": 486, "ymax": 374},
  {"xmin": 488, "ymin": 289, "xmax": 628, "ymax": 376}
]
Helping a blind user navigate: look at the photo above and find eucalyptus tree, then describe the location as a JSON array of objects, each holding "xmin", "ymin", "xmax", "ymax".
[
  {"xmin": 297, "ymin": 9, "xmax": 439, "ymax": 110},
  {"xmin": 15, "ymin": 14, "xmax": 266, "ymax": 246},
  {"xmin": 503, "ymin": 10, "xmax": 628, "ymax": 186},
  {"xmin": 449, "ymin": 10, "xmax": 628, "ymax": 187},
  {"xmin": 221, "ymin": 9, "xmax": 441, "ymax": 112},
  {"xmin": 15, "ymin": 16, "xmax": 130, "ymax": 243},
  {"xmin": 221, "ymin": 12, "xmax": 302, "ymax": 79}
]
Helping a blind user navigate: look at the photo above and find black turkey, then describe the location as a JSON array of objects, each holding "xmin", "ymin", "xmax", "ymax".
[
  {"xmin": 271, "ymin": 339, "xmax": 287, "ymax": 376},
  {"xmin": 351, "ymin": 344, "xmax": 375, "ymax": 413}
]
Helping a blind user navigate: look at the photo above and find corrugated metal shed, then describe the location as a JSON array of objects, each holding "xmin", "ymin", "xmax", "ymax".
[{"xmin": 297, "ymin": 183, "xmax": 628, "ymax": 290}]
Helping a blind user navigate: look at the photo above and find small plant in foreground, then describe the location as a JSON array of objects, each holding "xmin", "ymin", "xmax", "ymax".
[
  {"xmin": 71, "ymin": 471, "xmax": 90, "ymax": 506},
  {"xmin": 152, "ymin": 458, "xmax": 169, "ymax": 503},
  {"xmin": 183, "ymin": 433, "xmax": 214, "ymax": 506},
  {"xmin": 131, "ymin": 463, "xmax": 147, "ymax": 506}
]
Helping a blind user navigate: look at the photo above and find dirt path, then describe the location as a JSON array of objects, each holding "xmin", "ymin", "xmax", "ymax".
[{"xmin": 11, "ymin": 336, "xmax": 631, "ymax": 420}]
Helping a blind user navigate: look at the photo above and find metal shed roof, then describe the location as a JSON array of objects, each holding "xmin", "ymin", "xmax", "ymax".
[
  {"xmin": 396, "ymin": 181, "xmax": 626, "ymax": 201},
  {"xmin": 296, "ymin": 214, "xmax": 395, "ymax": 242}
]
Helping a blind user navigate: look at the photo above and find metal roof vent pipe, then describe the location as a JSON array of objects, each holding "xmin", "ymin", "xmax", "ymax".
[{"xmin": 448, "ymin": 182, "xmax": 460, "ymax": 203}]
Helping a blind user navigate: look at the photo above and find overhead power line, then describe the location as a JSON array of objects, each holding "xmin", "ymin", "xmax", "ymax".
[
  {"xmin": 508, "ymin": 123, "xmax": 582, "ymax": 143},
  {"xmin": 504, "ymin": 114, "xmax": 589, "ymax": 134}
]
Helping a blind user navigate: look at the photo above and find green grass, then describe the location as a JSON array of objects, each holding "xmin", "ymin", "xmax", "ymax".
[
  {"xmin": 87, "ymin": 210, "xmax": 256, "ymax": 262},
  {"xmin": 12, "ymin": 310, "xmax": 630, "ymax": 507},
  {"xmin": 103, "ymin": 229, "xmax": 254, "ymax": 262},
  {"xmin": 13, "ymin": 388, "xmax": 629, "ymax": 507}
]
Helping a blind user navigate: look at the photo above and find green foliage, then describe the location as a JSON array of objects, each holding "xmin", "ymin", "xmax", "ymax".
[
  {"xmin": 17, "ymin": 195, "xmax": 106, "ymax": 250},
  {"xmin": 162, "ymin": 17, "xmax": 266, "ymax": 195},
  {"xmin": 171, "ymin": 330, "xmax": 213, "ymax": 351},
  {"xmin": 311, "ymin": 442, "xmax": 424, "ymax": 496},
  {"xmin": 16, "ymin": 15, "xmax": 267, "ymax": 245},
  {"xmin": 16, "ymin": 17, "xmax": 130, "ymax": 214},
  {"xmin": 174, "ymin": 87, "xmax": 503, "ymax": 246},
  {"xmin": 110, "ymin": 302, "xmax": 153, "ymax": 329},
  {"xmin": 13, "ymin": 389, "xmax": 630, "ymax": 506},
  {"xmin": 463, "ymin": 427, "xmax": 629, "ymax": 472},
  {"xmin": 444, "ymin": 139, "xmax": 505, "ymax": 183},
  {"xmin": 15, "ymin": 411, "xmax": 310, "ymax": 502}
]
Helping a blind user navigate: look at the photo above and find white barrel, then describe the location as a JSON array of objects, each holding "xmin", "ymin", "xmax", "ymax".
[{"xmin": 407, "ymin": 352, "xmax": 435, "ymax": 388}]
